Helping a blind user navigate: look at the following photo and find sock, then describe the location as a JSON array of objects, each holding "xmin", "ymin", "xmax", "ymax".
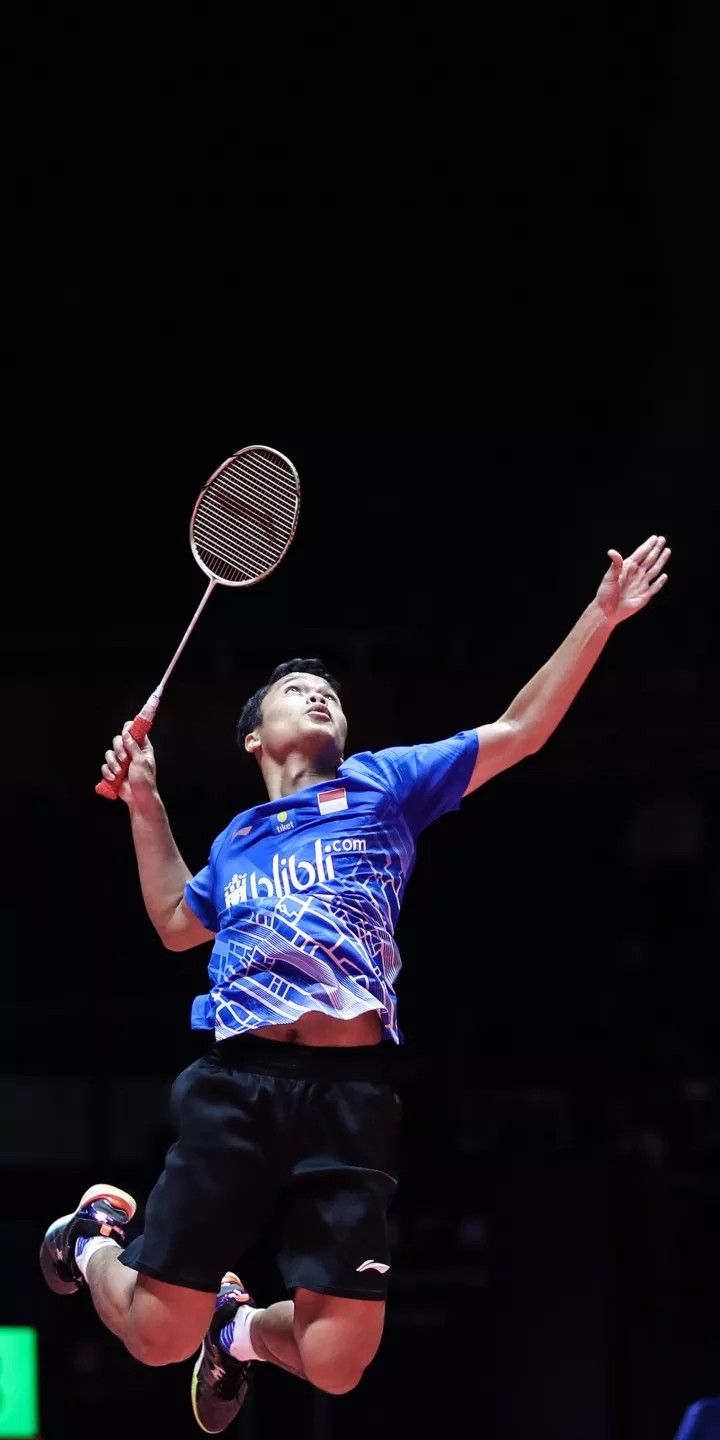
[
  {"xmin": 75, "ymin": 1234, "xmax": 120, "ymax": 1280},
  {"xmin": 219, "ymin": 1304, "xmax": 266, "ymax": 1363}
]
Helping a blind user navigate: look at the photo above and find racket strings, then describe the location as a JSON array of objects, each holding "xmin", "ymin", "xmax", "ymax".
[
  {"xmin": 194, "ymin": 495, "xmax": 296, "ymax": 579},
  {"xmin": 191, "ymin": 448, "xmax": 299, "ymax": 584}
]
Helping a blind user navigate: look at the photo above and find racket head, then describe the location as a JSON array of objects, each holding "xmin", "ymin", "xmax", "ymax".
[{"xmin": 189, "ymin": 444, "xmax": 301, "ymax": 588}]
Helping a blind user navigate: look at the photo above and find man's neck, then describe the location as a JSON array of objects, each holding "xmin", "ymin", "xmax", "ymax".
[{"xmin": 263, "ymin": 756, "xmax": 339, "ymax": 801}]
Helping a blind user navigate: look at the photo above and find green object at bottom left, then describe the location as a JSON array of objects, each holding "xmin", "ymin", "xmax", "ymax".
[{"xmin": 0, "ymin": 1328, "xmax": 39, "ymax": 1438}]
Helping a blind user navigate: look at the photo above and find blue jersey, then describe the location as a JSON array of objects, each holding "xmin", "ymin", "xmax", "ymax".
[{"xmin": 185, "ymin": 729, "xmax": 479, "ymax": 1044}]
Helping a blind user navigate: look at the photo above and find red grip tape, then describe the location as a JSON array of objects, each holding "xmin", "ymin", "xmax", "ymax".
[{"xmin": 95, "ymin": 709, "xmax": 155, "ymax": 800}]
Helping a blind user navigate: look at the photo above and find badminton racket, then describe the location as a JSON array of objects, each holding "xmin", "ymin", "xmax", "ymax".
[{"xmin": 95, "ymin": 443, "xmax": 301, "ymax": 799}]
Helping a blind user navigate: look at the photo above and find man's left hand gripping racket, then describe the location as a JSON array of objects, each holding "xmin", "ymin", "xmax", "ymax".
[{"xmin": 95, "ymin": 444, "xmax": 301, "ymax": 800}]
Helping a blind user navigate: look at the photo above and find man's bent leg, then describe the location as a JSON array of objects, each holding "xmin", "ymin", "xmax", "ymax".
[
  {"xmin": 87, "ymin": 1250, "xmax": 216, "ymax": 1367},
  {"xmin": 256, "ymin": 1288, "xmax": 385, "ymax": 1395},
  {"xmin": 124, "ymin": 1273, "xmax": 216, "ymax": 1366},
  {"xmin": 40, "ymin": 1181, "xmax": 215, "ymax": 1367},
  {"xmin": 191, "ymin": 1283, "xmax": 384, "ymax": 1434}
]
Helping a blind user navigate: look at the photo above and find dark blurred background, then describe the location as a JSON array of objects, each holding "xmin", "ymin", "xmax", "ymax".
[{"xmin": 2, "ymin": 2, "xmax": 718, "ymax": 1438}]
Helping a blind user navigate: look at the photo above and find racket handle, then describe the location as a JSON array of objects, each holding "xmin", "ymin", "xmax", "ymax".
[{"xmin": 95, "ymin": 689, "xmax": 163, "ymax": 801}]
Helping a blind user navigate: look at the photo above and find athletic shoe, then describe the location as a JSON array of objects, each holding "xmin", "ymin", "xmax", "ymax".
[
  {"xmin": 191, "ymin": 1272, "xmax": 254, "ymax": 1434},
  {"xmin": 39, "ymin": 1183, "xmax": 137, "ymax": 1295}
]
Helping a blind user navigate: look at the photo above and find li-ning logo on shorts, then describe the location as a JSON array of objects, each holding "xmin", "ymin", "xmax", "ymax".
[
  {"xmin": 356, "ymin": 1259, "xmax": 389, "ymax": 1274},
  {"xmin": 223, "ymin": 836, "xmax": 367, "ymax": 907}
]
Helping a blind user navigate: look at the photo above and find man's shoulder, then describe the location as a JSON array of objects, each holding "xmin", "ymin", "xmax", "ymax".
[{"xmin": 343, "ymin": 747, "xmax": 402, "ymax": 779}]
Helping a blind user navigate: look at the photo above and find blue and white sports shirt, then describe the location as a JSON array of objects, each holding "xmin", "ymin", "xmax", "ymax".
[{"xmin": 185, "ymin": 729, "xmax": 479, "ymax": 1044}]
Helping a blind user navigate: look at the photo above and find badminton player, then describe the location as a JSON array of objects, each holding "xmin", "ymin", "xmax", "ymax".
[{"xmin": 40, "ymin": 534, "xmax": 670, "ymax": 1434}]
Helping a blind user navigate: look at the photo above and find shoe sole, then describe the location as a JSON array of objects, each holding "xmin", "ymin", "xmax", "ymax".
[
  {"xmin": 191, "ymin": 1343, "xmax": 250, "ymax": 1437},
  {"xmin": 220, "ymin": 1272, "xmax": 249, "ymax": 1300},
  {"xmin": 40, "ymin": 1213, "xmax": 82, "ymax": 1295},
  {"xmin": 77, "ymin": 1183, "xmax": 137, "ymax": 1220},
  {"xmin": 191, "ymin": 1343, "xmax": 217, "ymax": 1436},
  {"xmin": 39, "ymin": 1183, "xmax": 137, "ymax": 1295}
]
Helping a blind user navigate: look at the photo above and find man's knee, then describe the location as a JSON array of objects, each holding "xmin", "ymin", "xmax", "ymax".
[
  {"xmin": 122, "ymin": 1276, "xmax": 214, "ymax": 1368},
  {"xmin": 124, "ymin": 1323, "xmax": 200, "ymax": 1367},
  {"xmin": 299, "ymin": 1313, "xmax": 383, "ymax": 1394},
  {"xmin": 295, "ymin": 1289, "xmax": 385, "ymax": 1395},
  {"xmin": 303, "ymin": 1352, "xmax": 368, "ymax": 1395}
]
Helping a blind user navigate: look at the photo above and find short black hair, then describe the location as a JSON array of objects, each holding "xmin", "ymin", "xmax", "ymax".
[{"xmin": 236, "ymin": 658, "xmax": 342, "ymax": 751}]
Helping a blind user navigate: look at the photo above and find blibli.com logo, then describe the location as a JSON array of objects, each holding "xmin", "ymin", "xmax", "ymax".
[{"xmin": 224, "ymin": 837, "xmax": 367, "ymax": 906}]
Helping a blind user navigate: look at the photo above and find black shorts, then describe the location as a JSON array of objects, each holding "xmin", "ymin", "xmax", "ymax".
[{"xmin": 120, "ymin": 1034, "xmax": 403, "ymax": 1298}]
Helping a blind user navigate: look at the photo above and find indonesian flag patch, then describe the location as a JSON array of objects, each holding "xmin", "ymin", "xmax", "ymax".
[{"xmin": 318, "ymin": 786, "xmax": 348, "ymax": 815}]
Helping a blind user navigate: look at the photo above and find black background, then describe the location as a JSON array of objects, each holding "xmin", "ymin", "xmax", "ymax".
[{"xmin": 2, "ymin": 3, "xmax": 719, "ymax": 1438}]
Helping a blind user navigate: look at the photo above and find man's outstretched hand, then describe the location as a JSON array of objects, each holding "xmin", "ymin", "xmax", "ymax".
[{"xmin": 595, "ymin": 533, "xmax": 671, "ymax": 625}]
